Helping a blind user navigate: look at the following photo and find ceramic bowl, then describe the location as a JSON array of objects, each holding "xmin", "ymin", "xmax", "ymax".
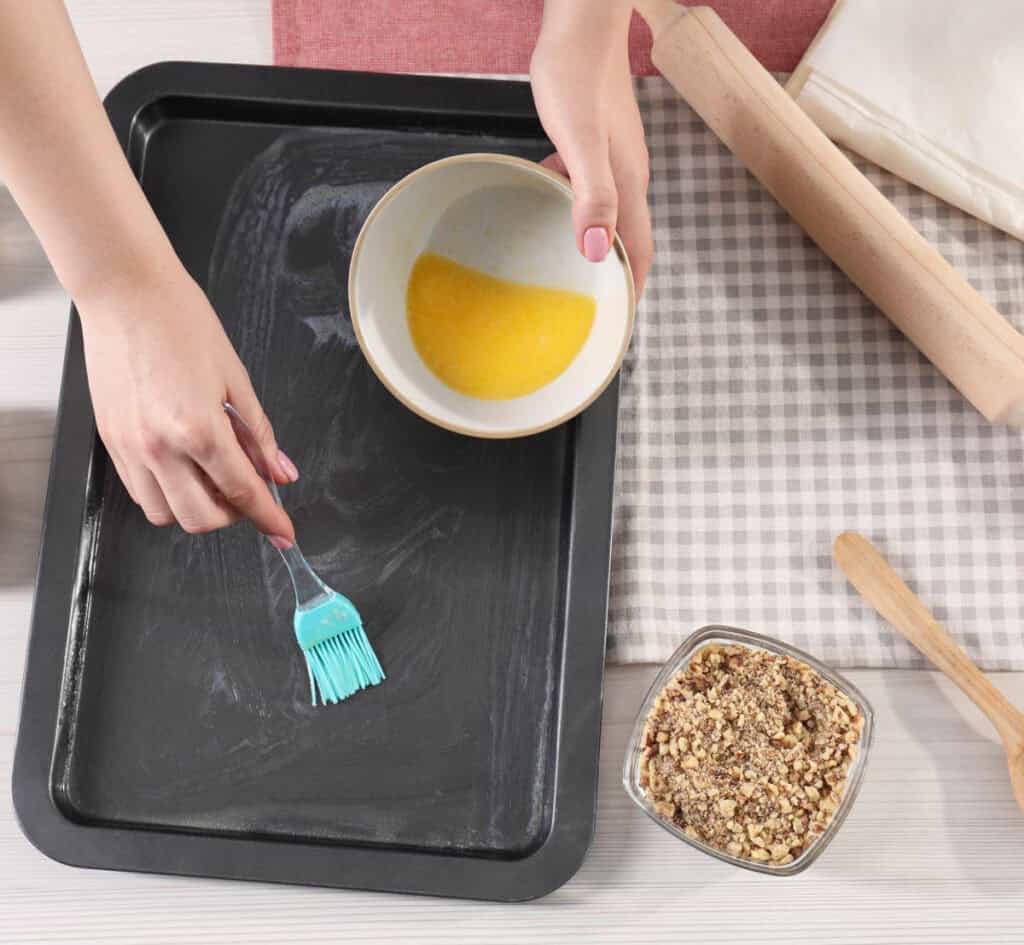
[{"xmin": 348, "ymin": 153, "xmax": 635, "ymax": 438}]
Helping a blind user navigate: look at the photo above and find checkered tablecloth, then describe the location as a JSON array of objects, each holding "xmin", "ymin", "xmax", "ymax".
[{"xmin": 609, "ymin": 77, "xmax": 1024, "ymax": 669}]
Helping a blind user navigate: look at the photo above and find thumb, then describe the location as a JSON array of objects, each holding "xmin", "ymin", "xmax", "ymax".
[
  {"xmin": 543, "ymin": 142, "xmax": 618, "ymax": 263},
  {"xmin": 227, "ymin": 374, "xmax": 297, "ymax": 486}
]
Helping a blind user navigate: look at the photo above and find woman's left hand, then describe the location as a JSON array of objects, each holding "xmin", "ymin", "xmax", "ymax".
[{"xmin": 531, "ymin": 3, "xmax": 653, "ymax": 294}]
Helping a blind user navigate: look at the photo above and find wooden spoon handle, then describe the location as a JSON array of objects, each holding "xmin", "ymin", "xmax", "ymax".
[{"xmin": 834, "ymin": 532, "xmax": 1024, "ymax": 747}]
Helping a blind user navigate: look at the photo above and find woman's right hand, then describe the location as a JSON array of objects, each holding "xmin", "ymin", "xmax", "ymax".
[
  {"xmin": 531, "ymin": 0, "xmax": 653, "ymax": 294},
  {"xmin": 0, "ymin": 4, "xmax": 295, "ymax": 544},
  {"xmin": 78, "ymin": 265, "xmax": 297, "ymax": 545}
]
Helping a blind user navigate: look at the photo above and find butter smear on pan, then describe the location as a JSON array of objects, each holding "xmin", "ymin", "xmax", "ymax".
[{"xmin": 640, "ymin": 644, "xmax": 865, "ymax": 866}]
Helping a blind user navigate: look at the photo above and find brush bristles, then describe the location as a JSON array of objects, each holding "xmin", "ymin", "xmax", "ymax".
[{"xmin": 303, "ymin": 624, "xmax": 385, "ymax": 705}]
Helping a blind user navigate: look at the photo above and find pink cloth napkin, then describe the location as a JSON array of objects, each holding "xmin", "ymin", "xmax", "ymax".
[{"xmin": 273, "ymin": 1, "xmax": 836, "ymax": 75}]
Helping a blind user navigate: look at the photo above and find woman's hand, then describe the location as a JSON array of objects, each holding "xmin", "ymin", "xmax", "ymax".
[
  {"xmin": 79, "ymin": 266, "xmax": 297, "ymax": 545},
  {"xmin": 0, "ymin": 2, "xmax": 295, "ymax": 542},
  {"xmin": 531, "ymin": 0, "xmax": 653, "ymax": 293}
]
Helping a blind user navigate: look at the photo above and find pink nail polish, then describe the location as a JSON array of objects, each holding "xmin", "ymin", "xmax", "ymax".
[
  {"xmin": 583, "ymin": 226, "xmax": 610, "ymax": 263},
  {"xmin": 268, "ymin": 534, "xmax": 293, "ymax": 550},
  {"xmin": 277, "ymin": 449, "xmax": 299, "ymax": 482}
]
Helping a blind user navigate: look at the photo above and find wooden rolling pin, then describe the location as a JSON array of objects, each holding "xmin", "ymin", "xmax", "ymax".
[{"xmin": 634, "ymin": 1, "xmax": 1024, "ymax": 426}]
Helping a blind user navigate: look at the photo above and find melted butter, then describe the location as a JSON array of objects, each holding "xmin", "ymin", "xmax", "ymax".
[{"xmin": 406, "ymin": 252, "xmax": 596, "ymax": 400}]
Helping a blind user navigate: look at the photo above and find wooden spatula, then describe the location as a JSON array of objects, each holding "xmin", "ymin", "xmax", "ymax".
[
  {"xmin": 833, "ymin": 531, "xmax": 1024, "ymax": 812},
  {"xmin": 633, "ymin": 1, "xmax": 1024, "ymax": 427}
]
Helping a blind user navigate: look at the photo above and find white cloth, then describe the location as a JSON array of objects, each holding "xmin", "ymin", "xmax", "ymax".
[{"xmin": 787, "ymin": 0, "xmax": 1024, "ymax": 242}]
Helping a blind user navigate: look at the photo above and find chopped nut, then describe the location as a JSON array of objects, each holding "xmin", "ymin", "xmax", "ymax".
[{"xmin": 638, "ymin": 643, "xmax": 863, "ymax": 870}]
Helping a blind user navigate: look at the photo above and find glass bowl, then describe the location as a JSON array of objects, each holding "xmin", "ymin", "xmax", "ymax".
[{"xmin": 622, "ymin": 626, "xmax": 874, "ymax": 876}]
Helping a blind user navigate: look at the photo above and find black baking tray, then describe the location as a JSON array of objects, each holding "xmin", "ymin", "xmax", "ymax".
[{"xmin": 12, "ymin": 63, "xmax": 619, "ymax": 902}]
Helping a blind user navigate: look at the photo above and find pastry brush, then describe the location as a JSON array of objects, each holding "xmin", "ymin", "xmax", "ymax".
[{"xmin": 225, "ymin": 403, "xmax": 384, "ymax": 705}]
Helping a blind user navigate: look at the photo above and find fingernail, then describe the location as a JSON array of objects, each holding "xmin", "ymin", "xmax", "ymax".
[
  {"xmin": 277, "ymin": 449, "xmax": 299, "ymax": 482},
  {"xmin": 583, "ymin": 226, "xmax": 610, "ymax": 262},
  {"xmin": 268, "ymin": 534, "xmax": 293, "ymax": 550}
]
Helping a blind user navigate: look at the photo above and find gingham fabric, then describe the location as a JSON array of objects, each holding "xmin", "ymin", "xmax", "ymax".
[{"xmin": 609, "ymin": 77, "xmax": 1024, "ymax": 669}]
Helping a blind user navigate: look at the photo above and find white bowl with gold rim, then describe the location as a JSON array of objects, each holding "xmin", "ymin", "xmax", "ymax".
[{"xmin": 348, "ymin": 153, "xmax": 635, "ymax": 438}]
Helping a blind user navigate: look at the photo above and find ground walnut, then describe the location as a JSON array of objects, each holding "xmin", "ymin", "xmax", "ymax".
[{"xmin": 639, "ymin": 643, "xmax": 865, "ymax": 866}]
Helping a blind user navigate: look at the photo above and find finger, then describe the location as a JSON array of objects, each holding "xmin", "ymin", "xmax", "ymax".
[
  {"xmin": 226, "ymin": 373, "xmax": 298, "ymax": 486},
  {"xmin": 613, "ymin": 172, "xmax": 654, "ymax": 294},
  {"xmin": 199, "ymin": 416, "xmax": 295, "ymax": 542},
  {"xmin": 548, "ymin": 143, "xmax": 649, "ymax": 290},
  {"xmin": 541, "ymin": 152, "xmax": 569, "ymax": 178},
  {"xmin": 543, "ymin": 132, "xmax": 618, "ymax": 263},
  {"xmin": 151, "ymin": 456, "xmax": 243, "ymax": 536},
  {"xmin": 610, "ymin": 120, "xmax": 653, "ymax": 294},
  {"xmin": 107, "ymin": 450, "xmax": 138, "ymax": 504},
  {"xmin": 130, "ymin": 464, "xmax": 177, "ymax": 528},
  {"xmin": 97, "ymin": 424, "xmax": 139, "ymax": 504},
  {"xmin": 195, "ymin": 466, "xmax": 244, "ymax": 530},
  {"xmin": 616, "ymin": 200, "xmax": 653, "ymax": 296}
]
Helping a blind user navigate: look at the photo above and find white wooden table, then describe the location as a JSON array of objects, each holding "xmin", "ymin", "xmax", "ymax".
[{"xmin": 2, "ymin": 4, "xmax": 1023, "ymax": 942}]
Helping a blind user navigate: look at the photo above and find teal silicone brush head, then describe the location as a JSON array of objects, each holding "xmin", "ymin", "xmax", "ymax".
[{"xmin": 294, "ymin": 592, "xmax": 385, "ymax": 705}]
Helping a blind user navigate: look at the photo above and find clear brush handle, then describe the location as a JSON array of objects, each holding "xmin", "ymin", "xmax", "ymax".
[
  {"xmin": 275, "ymin": 542, "xmax": 332, "ymax": 612},
  {"xmin": 223, "ymin": 402, "xmax": 331, "ymax": 611}
]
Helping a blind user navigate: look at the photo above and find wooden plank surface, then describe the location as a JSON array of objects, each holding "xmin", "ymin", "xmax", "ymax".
[{"xmin": 1, "ymin": 3, "xmax": 1023, "ymax": 943}]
